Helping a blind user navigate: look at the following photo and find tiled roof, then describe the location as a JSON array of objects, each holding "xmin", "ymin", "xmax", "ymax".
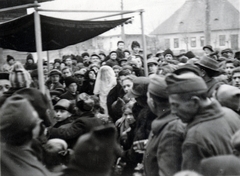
[{"xmin": 151, "ymin": 0, "xmax": 240, "ymax": 35}]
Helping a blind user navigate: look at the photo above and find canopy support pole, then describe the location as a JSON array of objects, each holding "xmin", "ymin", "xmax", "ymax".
[
  {"xmin": 140, "ymin": 11, "xmax": 148, "ymax": 76},
  {"xmin": 34, "ymin": 0, "xmax": 45, "ymax": 94},
  {"xmin": 0, "ymin": 3, "xmax": 38, "ymax": 13}
]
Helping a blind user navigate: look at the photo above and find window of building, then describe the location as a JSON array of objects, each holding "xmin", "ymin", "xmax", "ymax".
[
  {"xmin": 190, "ymin": 37, "xmax": 196, "ymax": 47},
  {"xmin": 174, "ymin": 38, "xmax": 179, "ymax": 48},
  {"xmin": 219, "ymin": 35, "xmax": 226, "ymax": 46},
  {"xmin": 165, "ymin": 39, "xmax": 170, "ymax": 48},
  {"xmin": 200, "ymin": 36, "xmax": 204, "ymax": 46}
]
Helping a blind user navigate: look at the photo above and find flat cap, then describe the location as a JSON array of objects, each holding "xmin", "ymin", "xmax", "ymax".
[
  {"xmin": 49, "ymin": 69, "xmax": 62, "ymax": 77},
  {"xmin": 165, "ymin": 73, "xmax": 207, "ymax": 94}
]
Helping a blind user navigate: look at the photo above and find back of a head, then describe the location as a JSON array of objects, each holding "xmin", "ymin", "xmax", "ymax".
[
  {"xmin": 14, "ymin": 88, "xmax": 53, "ymax": 127},
  {"xmin": 66, "ymin": 125, "xmax": 119, "ymax": 176},
  {"xmin": 200, "ymin": 155, "xmax": 240, "ymax": 176},
  {"xmin": 9, "ymin": 62, "xmax": 32, "ymax": 88},
  {"xmin": 0, "ymin": 95, "xmax": 41, "ymax": 145}
]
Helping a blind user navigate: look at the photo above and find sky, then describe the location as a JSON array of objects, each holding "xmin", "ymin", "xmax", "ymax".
[
  {"xmin": 28, "ymin": 0, "xmax": 239, "ymax": 35},
  {"xmin": 28, "ymin": 0, "xmax": 187, "ymax": 35}
]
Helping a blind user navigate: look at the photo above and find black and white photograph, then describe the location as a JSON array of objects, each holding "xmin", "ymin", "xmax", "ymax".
[{"xmin": 0, "ymin": 0, "xmax": 240, "ymax": 175}]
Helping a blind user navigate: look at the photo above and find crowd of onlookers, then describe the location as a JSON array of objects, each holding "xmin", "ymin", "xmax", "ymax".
[{"xmin": 1, "ymin": 40, "xmax": 240, "ymax": 176}]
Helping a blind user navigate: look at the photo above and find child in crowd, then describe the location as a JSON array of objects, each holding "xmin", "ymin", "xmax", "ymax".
[{"xmin": 53, "ymin": 99, "xmax": 74, "ymax": 128}]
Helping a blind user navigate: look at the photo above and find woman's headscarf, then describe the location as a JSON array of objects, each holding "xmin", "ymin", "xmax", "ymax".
[{"xmin": 93, "ymin": 66, "xmax": 117, "ymax": 96}]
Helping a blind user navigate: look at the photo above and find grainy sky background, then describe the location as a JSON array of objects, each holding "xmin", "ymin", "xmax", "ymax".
[{"xmin": 28, "ymin": 0, "xmax": 239, "ymax": 35}]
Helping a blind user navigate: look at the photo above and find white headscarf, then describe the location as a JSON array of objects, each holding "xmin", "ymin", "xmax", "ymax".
[{"xmin": 93, "ymin": 65, "xmax": 117, "ymax": 96}]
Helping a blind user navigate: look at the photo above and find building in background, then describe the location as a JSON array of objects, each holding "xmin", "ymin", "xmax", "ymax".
[{"xmin": 151, "ymin": 0, "xmax": 240, "ymax": 54}]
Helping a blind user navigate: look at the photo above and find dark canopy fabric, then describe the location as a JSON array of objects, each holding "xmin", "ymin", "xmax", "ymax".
[
  {"xmin": 0, "ymin": 0, "xmax": 52, "ymax": 8},
  {"xmin": 0, "ymin": 13, "xmax": 130, "ymax": 52}
]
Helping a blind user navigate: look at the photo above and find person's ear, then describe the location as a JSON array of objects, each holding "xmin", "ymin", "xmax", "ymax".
[
  {"xmin": 190, "ymin": 96, "xmax": 201, "ymax": 108},
  {"xmin": 200, "ymin": 69, "xmax": 206, "ymax": 77}
]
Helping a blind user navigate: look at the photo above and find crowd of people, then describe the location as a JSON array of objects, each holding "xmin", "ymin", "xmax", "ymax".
[{"xmin": 1, "ymin": 39, "xmax": 240, "ymax": 176}]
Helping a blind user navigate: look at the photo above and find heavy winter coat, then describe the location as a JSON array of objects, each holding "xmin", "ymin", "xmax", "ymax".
[
  {"xmin": 143, "ymin": 111, "xmax": 185, "ymax": 176},
  {"xmin": 182, "ymin": 99, "xmax": 240, "ymax": 172}
]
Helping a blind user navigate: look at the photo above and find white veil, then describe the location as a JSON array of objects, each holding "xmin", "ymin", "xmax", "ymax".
[{"xmin": 93, "ymin": 65, "xmax": 117, "ymax": 96}]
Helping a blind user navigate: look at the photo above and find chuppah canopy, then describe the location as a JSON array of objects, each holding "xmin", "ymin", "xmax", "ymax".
[{"xmin": 0, "ymin": 13, "xmax": 130, "ymax": 52}]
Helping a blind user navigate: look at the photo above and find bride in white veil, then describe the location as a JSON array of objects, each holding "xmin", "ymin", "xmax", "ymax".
[{"xmin": 94, "ymin": 65, "xmax": 117, "ymax": 117}]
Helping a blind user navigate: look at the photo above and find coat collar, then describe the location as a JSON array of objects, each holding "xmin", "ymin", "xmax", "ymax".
[
  {"xmin": 151, "ymin": 110, "xmax": 178, "ymax": 135},
  {"xmin": 186, "ymin": 98, "xmax": 224, "ymax": 130}
]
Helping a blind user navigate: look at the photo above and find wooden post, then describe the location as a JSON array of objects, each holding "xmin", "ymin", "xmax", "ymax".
[
  {"xmin": 121, "ymin": 0, "xmax": 125, "ymax": 41},
  {"xmin": 34, "ymin": 0, "xmax": 45, "ymax": 94},
  {"xmin": 140, "ymin": 11, "xmax": 148, "ymax": 76},
  {"xmin": 205, "ymin": 0, "xmax": 211, "ymax": 45}
]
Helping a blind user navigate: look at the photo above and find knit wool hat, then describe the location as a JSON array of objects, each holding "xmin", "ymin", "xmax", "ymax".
[
  {"xmin": 9, "ymin": 62, "xmax": 32, "ymax": 88},
  {"xmin": 0, "ymin": 95, "xmax": 40, "ymax": 143},
  {"xmin": 65, "ymin": 76, "xmax": 77, "ymax": 88},
  {"xmin": 70, "ymin": 125, "xmax": 119, "ymax": 176},
  {"xmin": 165, "ymin": 73, "xmax": 207, "ymax": 95},
  {"xmin": 148, "ymin": 75, "xmax": 168, "ymax": 99}
]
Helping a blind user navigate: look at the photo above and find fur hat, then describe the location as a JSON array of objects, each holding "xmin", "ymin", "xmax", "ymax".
[
  {"xmin": 9, "ymin": 62, "xmax": 32, "ymax": 88},
  {"xmin": 65, "ymin": 76, "xmax": 77, "ymax": 88},
  {"xmin": 68, "ymin": 125, "xmax": 119, "ymax": 176},
  {"xmin": 0, "ymin": 95, "xmax": 40, "ymax": 143}
]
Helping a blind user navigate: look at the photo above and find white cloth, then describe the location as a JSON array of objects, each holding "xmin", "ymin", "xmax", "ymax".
[{"xmin": 94, "ymin": 66, "xmax": 117, "ymax": 115}]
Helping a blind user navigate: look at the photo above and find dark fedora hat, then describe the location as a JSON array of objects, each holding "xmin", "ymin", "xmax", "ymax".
[
  {"xmin": 203, "ymin": 45, "xmax": 214, "ymax": 52},
  {"xmin": 195, "ymin": 56, "xmax": 222, "ymax": 73}
]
